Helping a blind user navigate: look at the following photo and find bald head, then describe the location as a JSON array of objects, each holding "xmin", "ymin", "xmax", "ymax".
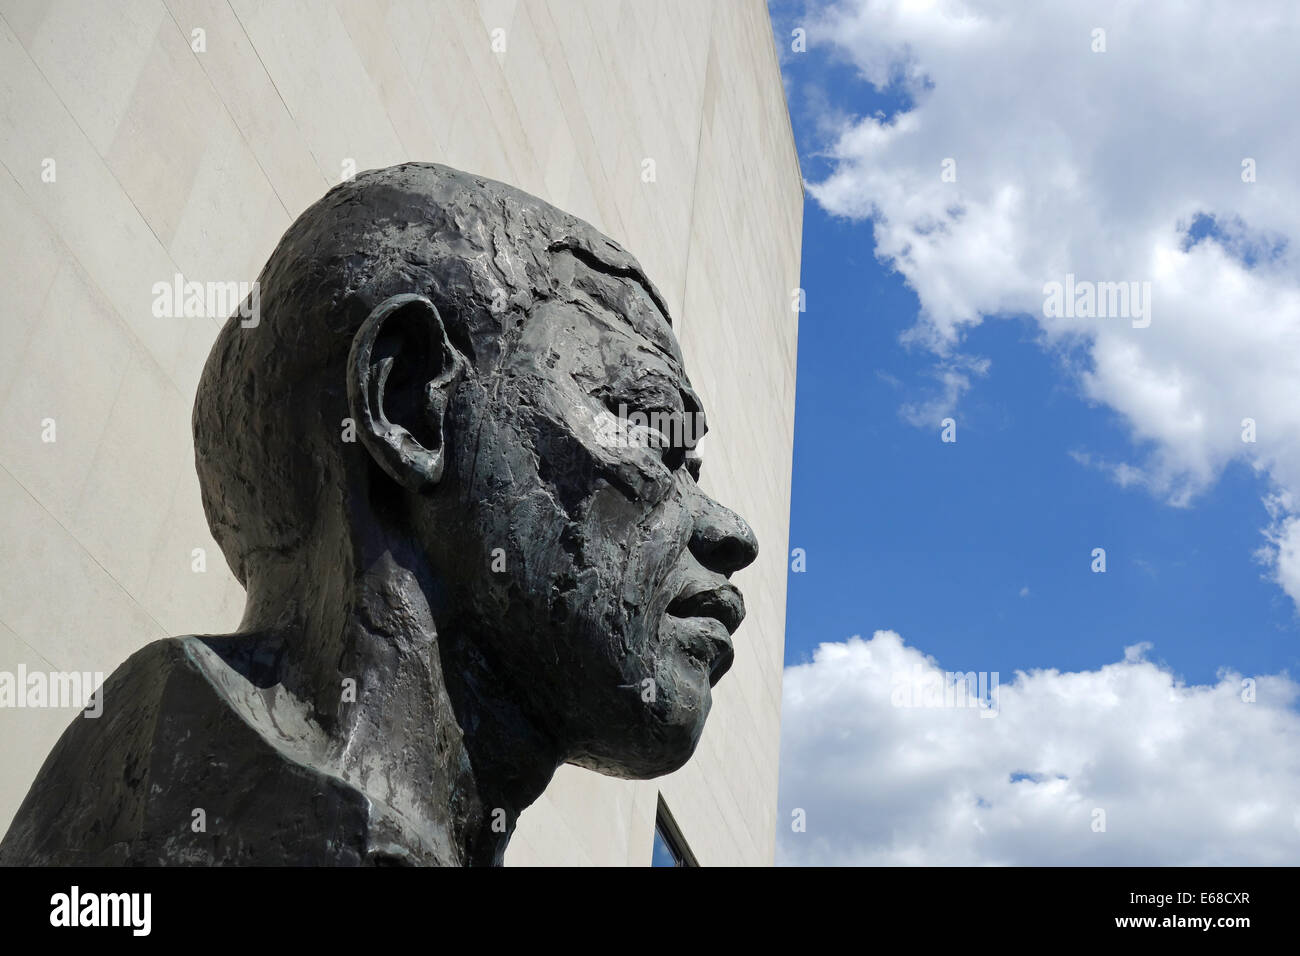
[{"xmin": 193, "ymin": 162, "xmax": 668, "ymax": 585}]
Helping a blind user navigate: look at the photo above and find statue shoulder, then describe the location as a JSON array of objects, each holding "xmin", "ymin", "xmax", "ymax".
[
  {"xmin": 0, "ymin": 633, "xmax": 258, "ymax": 865},
  {"xmin": 0, "ymin": 633, "xmax": 445, "ymax": 865}
]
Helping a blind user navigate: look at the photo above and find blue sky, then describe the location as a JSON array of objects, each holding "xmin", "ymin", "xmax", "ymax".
[
  {"xmin": 777, "ymin": 12, "xmax": 1300, "ymax": 688},
  {"xmin": 768, "ymin": 0, "xmax": 1300, "ymax": 865},
  {"xmin": 787, "ymin": 198, "xmax": 1300, "ymax": 685}
]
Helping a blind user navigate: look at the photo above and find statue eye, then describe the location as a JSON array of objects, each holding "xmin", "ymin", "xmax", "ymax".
[
  {"xmin": 685, "ymin": 449, "xmax": 702, "ymax": 482},
  {"xmin": 656, "ymin": 417, "xmax": 687, "ymax": 471},
  {"xmin": 596, "ymin": 391, "xmax": 702, "ymax": 478}
]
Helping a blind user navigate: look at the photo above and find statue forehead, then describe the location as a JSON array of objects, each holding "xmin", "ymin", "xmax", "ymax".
[
  {"xmin": 365, "ymin": 165, "xmax": 683, "ymax": 365},
  {"xmin": 548, "ymin": 244, "xmax": 684, "ymax": 369},
  {"xmin": 286, "ymin": 164, "xmax": 686, "ymax": 375}
]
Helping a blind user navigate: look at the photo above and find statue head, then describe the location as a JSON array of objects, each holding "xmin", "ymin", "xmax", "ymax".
[{"xmin": 193, "ymin": 163, "xmax": 758, "ymax": 781}]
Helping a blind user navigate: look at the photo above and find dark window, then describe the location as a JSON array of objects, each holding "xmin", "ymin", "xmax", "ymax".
[{"xmin": 651, "ymin": 796, "xmax": 697, "ymax": 867}]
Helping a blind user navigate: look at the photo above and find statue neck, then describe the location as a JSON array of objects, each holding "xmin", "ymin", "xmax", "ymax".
[{"xmin": 236, "ymin": 534, "xmax": 557, "ymax": 865}]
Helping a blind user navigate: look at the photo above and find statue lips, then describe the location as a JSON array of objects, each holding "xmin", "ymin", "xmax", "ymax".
[{"xmin": 666, "ymin": 578, "xmax": 746, "ymax": 685}]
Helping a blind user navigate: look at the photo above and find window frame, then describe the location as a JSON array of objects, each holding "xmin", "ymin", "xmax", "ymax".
[{"xmin": 652, "ymin": 795, "xmax": 698, "ymax": 867}]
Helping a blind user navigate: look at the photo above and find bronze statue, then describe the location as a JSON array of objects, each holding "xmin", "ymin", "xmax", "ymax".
[{"xmin": 0, "ymin": 163, "xmax": 758, "ymax": 865}]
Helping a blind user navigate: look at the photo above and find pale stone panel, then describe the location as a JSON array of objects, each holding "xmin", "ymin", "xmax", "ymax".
[
  {"xmin": 162, "ymin": 0, "xmax": 330, "ymax": 216},
  {"xmin": 0, "ymin": 17, "xmax": 190, "ymax": 387},
  {"xmin": 227, "ymin": 0, "xmax": 410, "ymax": 181},
  {"xmin": 6, "ymin": 0, "xmax": 167, "ymax": 156},
  {"xmin": 67, "ymin": 347, "xmax": 189, "ymax": 601},
  {"xmin": 0, "ymin": 169, "xmax": 63, "ymax": 412},
  {"xmin": 0, "ymin": 466, "xmax": 170, "ymax": 676},
  {"xmin": 0, "ymin": 261, "xmax": 134, "ymax": 528},
  {"xmin": 0, "ymin": 623, "xmax": 83, "ymax": 834}
]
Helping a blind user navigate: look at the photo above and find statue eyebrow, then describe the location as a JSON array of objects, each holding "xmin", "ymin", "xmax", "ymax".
[{"xmin": 548, "ymin": 239, "xmax": 672, "ymax": 326}]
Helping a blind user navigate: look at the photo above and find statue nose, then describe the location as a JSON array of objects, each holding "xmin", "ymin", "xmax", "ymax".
[{"xmin": 688, "ymin": 497, "xmax": 759, "ymax": 577}]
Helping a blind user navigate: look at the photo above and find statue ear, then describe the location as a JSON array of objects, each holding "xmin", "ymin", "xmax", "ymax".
[{"xmin": 347, "ymin": 294, "xmax": 468, "ymax": 492}]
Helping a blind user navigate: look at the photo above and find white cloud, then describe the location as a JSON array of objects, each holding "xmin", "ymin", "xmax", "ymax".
[
  {"xmin": 1259, "ymin": 492, "xmax": 1300, "ymax": 606},
  {"xmin": 778, "ymin": 631, "xmax": 1300, "ymax": 864},
  {"xmin": 899, "ymin": 353, "xmax": 988, "ymax": 426},
  {"xmin": 802, "ymin": 0, "xmax": 1300, "ymax": 597}
]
